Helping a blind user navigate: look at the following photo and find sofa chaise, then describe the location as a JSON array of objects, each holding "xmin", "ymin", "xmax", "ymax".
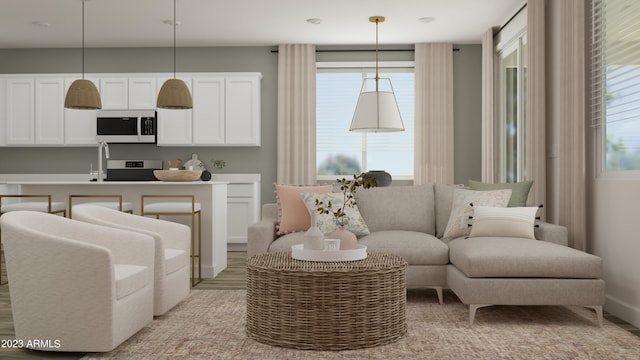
[{"xmin": 248, "ymin": 184, "xmax": 605, "ymax": 325}]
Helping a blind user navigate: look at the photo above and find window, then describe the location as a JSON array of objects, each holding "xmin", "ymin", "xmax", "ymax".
[
  {"xmin": 592, "ymin": 0, "xmax": 640, "ymax": 173},
  {"xmin": 316, "ymin": 62, "xmax": 414, "ymax": 180},
  {"xmin": 495, "ymin": 10, "xmax": 527, "ymax": 182}
]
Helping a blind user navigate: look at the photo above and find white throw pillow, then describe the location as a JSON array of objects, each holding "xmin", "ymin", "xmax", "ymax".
[
  {"xmin": 301, "ymin": 192, "xmax": 370, "ymax": 236},
  {"xmin": 469, "ymin": 206, "xmax": 539, "ymax": 240},
  {"xmin": 442, "ymin": 188, "xmax": 512, "ymax": 240}
]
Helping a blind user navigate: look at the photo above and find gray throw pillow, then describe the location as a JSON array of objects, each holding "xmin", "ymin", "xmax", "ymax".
[{"xmin": 467, "ymin": 180, "xmax": 533, "ymax": 207}]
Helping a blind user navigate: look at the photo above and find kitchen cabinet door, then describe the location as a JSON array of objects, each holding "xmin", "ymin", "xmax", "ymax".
[
  {"xmin": 157, "ymin": 77, "xmax": 193, "ymax": 145},
  {"xmin": 100, "ymin": 77, "xmax": 128, "ymax": 109},
  {"xmin": 5, "ymin": 78, "xmax": 35, "ymax": 145},
  {"xmin": 129, "ymin": 76, "xmax": 157, "ymax": 110},
  {"xmin": 192, "ymin": 76, "xmax": 225, "ymax": 145},
  {"xmin": 225, "ymin": 75, "xmax": 261, "ymax": 146},
  {"xmin": 64, "ymin": 77, "xmax": 98, "ymax": 146},
  {"xmin": 0, "ymin": 78, "xmax": 7, "ymax": 146},
  {"xmin": 35, "ymin": 78, "xmax": 65, "ymax": 145}
]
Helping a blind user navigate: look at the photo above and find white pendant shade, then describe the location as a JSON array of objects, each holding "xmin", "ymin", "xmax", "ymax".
[
  {"xmin": 157, "ymin": 79, "xmax": 193, "ymax": 109},
  {"xmin": 64, "ymin": 79, "xmax": 102, "ymax": 110},
  {"xmin": 349, "ymin": 16, "xmax": 404, "ymax": 132},
  {"xmin": 350, "ymin": 87, "xmax": 404, "ymax": 132}
]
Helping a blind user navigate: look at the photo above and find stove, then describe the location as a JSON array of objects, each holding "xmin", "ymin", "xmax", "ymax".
[{"xmin": 105, "ymin": 159, "xmax": 163, "ymax": 181}]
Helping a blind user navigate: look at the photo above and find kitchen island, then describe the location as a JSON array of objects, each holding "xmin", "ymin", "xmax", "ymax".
[{"xmin": 0, "ymin": 179, "xmax": 228, "ymax": 278}]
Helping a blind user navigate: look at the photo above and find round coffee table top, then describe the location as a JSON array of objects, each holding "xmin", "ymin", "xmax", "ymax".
[{"xmin": 246, "ymin": 251, "xmax": 406, "ymax": 273}]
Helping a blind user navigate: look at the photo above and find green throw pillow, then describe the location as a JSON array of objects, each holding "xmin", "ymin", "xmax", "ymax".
[{"xmin": 467, "ymin": 180, "xmax": 533, "ymax": 207}]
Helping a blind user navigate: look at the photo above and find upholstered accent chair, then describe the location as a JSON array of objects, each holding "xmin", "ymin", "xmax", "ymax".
[
  {"xmin": 72, "ymin": 204, "xmax": 190, "ymax": 316},
  {"xmin": 0, "ymin": 211, "xmax": 154, "ymax": 352}
]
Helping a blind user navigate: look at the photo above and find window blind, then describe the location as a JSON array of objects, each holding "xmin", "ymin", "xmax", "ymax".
[{"xmin": 591, "ymin": 0, "xmax": 640, "ymax": 140}]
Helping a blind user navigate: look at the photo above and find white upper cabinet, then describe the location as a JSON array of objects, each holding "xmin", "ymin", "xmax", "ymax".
[
  {"xmin": 100, "ymin": 77, "xmax": 129, "ymax": 109},
  {"xmin": 5, "ymin": 77, "xmax": 66, "ymax": 145},
  {"xmin": 2, "ymin": 72, "xmax": 261, "ymax": 147},
  {"xmin": 35, "ymin": 78, "xmax": 65, "ymax": 145},
  {"xmin": 5, "ymin": 78, "xmax": 35, "ymax": 145},
  {"xmin": 192, "ymin": 76, "xmax": 225, "ymax": 145},
  {"xmin": 157, "ymin": 73, "xmax": 262, "ymax": 147},
  {"xmin": 225, "ymin": 75, "xmax": 261, "ymax": 146},
  {"xmin": 156, "ymin": 77, "xmax": 193, "ymax": 145},
  {"xmin": 64, "ymin": 77, "xmax": 99, "ymax": 146},
  {"xmin": 129, "ymin": 76, "xmax": 158, "ymax": 110}
]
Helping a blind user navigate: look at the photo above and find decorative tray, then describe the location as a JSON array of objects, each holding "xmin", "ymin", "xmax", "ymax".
[
  {"xmin": 153, "ymin": 170, "xmax": 202, "ymax": 182},
  {"xmin": 291, "ymin": 244, "xmax": 367, "ymax": 262}
]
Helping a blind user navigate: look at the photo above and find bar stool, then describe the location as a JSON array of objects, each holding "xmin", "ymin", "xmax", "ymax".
[
  {"xmin": 141, "ymin": 195, "xmax": 202, "ymax": 286},
  {"xmin": 0, "ymin": 194, "xmax": 67, "ymax": 285},
  {"xmin": 68, "ymin": 194, "xmax": 134, "ymax": 219}
]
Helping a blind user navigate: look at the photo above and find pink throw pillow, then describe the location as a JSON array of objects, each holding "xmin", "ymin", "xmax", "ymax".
[{"xmin": 275, "ymin": 184, "xmax": 333, "ymax": 235}]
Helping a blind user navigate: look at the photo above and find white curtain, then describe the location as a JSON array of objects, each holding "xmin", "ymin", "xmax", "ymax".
[
  {"xmin": 414, "ymin": 43, "xmax": 454, "ymax": 185},
  {"xmin": 481, "ymin": 29, "xmax": 496, "ymax": 183},
  {"xmin": 276, "ymin": 44, "xmax": 317, "ymax": 184},
  {"xmin": 526, "ymin": 0, "xmax": 547, "ymax": 214},
  {"xmin": 556, "ymin": 0, "xmax": 586, "ymax": 250}
]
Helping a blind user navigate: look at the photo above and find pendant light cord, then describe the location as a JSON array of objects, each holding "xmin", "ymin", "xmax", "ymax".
[
  {"xmin": 375, "ymin": 18, "xmax": 379, "ymax": 92},
  {"xmin": 173, "ymin": 0, "xmax": 177, "ymax": 77},
  {"xmin": 81, "ymin": 0, "xmax": 85, "ymax": 79}
]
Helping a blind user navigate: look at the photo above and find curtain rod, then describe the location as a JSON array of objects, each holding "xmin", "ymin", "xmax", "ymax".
[
  {"xmin": 270, "ymin": 48, "xmax": 460, "ymax": 53},
  {"xmin": 494, "ymin": 3, "xmax": 527, "ymax": 37}
]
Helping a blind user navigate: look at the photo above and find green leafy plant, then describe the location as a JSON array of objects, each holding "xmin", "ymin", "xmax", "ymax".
[{"xmin": 315, "ymin": 173, "xmax": 376, "ymax": 227}]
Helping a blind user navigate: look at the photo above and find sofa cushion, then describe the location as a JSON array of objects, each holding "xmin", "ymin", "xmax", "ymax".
[
  {"xmin": 268, "ymin": 232, "xmax": 308, "ymax": 253},
  {"xmin": 354, "ymin": 185, "xmax": 435, "ymax": 235},
  {"xmin": 358, "ymin": 231, "xmax": 449, "ymax": 265},
  {"xmin": 468, "ymin": 180, "xmax": 534, "ymax": 207},
  {"xmin": 448, "ymin": 237, "xmax": 602, "ymax": 279},
  {"xmin": 301, "ymin": 192, "xmax": 370, "ymax": 236},
  {"xmin": 274, "ymin": 184, "xmax": 333, "ymax": 235},
  {"xmin": 434, "ymin": 184, "xmax": 464, "ymax": 238},
  {"xmin": 443, "ymin": 188, "xmax": 512, "ymax": 240}
]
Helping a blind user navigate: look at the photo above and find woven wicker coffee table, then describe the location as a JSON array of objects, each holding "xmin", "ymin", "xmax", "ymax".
[{"xmin": 246, "ymin": 251, "xmax": 407, "ymax": 350}]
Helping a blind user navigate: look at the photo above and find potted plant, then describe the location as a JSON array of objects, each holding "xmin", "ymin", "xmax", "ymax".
[{"xmin": 313, "ymin": 173, "xmax": 376, "ymax": 249}]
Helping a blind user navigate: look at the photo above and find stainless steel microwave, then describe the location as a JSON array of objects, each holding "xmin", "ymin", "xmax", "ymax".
[{"xmin": 96, "ymin": 110, "xmax": 157, "ymax": 144}]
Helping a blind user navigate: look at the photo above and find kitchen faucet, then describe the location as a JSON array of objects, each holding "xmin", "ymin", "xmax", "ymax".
[{"xmin": 97, "ymin": 141, "xmax": 110, "ymax": 182}]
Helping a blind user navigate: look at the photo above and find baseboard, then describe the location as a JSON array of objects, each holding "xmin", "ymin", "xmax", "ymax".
[{"xmin": 605, "ymin": 294, "xmax": 640, "ymax": 328}]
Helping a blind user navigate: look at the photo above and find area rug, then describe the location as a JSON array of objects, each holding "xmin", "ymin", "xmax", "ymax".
[{"xmin": 82, "ymin": 289, "xmax": 640, "ymax": 360}]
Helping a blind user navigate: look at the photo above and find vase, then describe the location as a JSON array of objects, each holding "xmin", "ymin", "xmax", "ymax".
[
  {"xmin": 364, "ymin": 170, "xmax": 392, "ymax": 187},
  {"xmin": 304, "ymin": 212, "xmax": 324, "ymax": 250},
  {"xmin": 329, "ymin": 225, "xmax": 358, "ymax": 250}
]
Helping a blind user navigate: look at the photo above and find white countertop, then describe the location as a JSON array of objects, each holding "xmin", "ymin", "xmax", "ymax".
[{"xmin": 4, "ymin": 181, "xmax": 228, "ymax": 185}]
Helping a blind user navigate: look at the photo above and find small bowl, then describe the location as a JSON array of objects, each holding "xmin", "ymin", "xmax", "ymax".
[{"xmin": 153, "ymin": 170, "xmax": 202, "ymax": 182}]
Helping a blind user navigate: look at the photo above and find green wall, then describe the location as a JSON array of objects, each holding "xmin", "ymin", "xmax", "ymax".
[{"xmin": 0, "ymin": 44, "xmax": 482, "ymax": 205}]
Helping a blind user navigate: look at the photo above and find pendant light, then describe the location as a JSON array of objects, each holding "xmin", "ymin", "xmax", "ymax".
[
  {"xmin": 157, "ymin": 0, "xmax": 193, "ymax": 109},
  {"xmin": 64, "ymin": 0, "xmax": 101, "ymax": 110},
  {"xmin": 350, "ymin": 16, "xmax": 404, "ymax": 132}
]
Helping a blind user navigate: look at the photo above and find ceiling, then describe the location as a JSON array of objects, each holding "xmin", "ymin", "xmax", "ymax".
[{"xmin": 1, "ymin": 0, "xmax": 526, "ymax": 49}]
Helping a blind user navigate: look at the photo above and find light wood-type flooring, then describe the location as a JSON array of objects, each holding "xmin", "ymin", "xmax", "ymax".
[{"xmin": 0, "ymin": 251, "xmax": 637, "ymax": 359}]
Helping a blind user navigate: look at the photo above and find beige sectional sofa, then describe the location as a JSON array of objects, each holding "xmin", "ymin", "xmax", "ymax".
[{"xmin": 247, "ymin": 184, "xmax": 605, "ymax": 325}]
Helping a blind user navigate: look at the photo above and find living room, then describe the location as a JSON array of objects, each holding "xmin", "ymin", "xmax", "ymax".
[{"xmin": 1, "ymin": 0, "xmax": 640, "ymax": 358}]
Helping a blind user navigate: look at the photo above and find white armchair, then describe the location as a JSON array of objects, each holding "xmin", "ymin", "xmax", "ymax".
[
  {"xmin": 72, "ymin": 204, "xmax": 190, "ymax": 316},
  {"xmin": 0, "ymin": 211, "xmax": 155, "ymax": 352}
]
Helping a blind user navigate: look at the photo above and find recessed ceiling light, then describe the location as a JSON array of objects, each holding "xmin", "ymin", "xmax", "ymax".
[
  {"xmin": 31, "ymin": 20, "xmax": 51, "ymax": 28},
  {"xmin": 418, "ymin": 17, "xmax": 436, "ymax": 24},
  {"xmin": 306, "ymin": 18, "xmax": 322, "ymax": 25},
  {"xmin": 162, "ymin": 19, "xmax": 182, "ymax": 26}
]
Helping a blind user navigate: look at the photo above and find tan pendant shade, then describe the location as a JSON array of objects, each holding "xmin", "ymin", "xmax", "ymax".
[
  {"xmin": 157, "ymin": 78, "xmax": 193, "ymax": 109},
  {"xmin": 157, "ymin": 0, "xmax": 192, "ymax": 109},
  {"xmin": 64, "ymin": 0, "xmax": 101, "ymax": 110},
  {"xmin": 65, "ymin": 79, "xmax": 102, "ymax": 110}
]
